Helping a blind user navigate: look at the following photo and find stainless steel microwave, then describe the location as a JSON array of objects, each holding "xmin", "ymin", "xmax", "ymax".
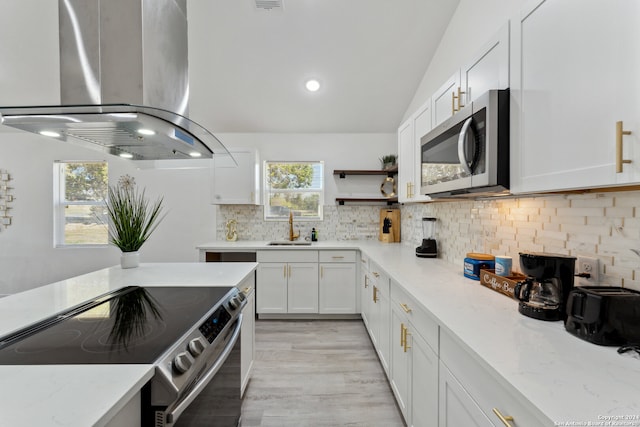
[{"xmin": 420, "ymin": 89, "xmax": 509, "ymax": 198}]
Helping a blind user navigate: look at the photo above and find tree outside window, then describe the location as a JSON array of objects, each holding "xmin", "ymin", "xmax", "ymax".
[
  {"xmin": 264, "ymin": 161, "xmax": 324, "ymax": 221},
  {"xmin": 54, "ymin": 161, "xmax": 109, "ymax": 246}
]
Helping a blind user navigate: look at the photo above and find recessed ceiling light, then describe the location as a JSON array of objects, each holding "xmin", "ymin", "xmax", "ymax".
[
  {"xmin": 119, "ymin": 153, "xmax": 134, "ymax": 159},
  {"xmin": 189, "ymin": 152, "xmax": 202, "ymax": 158},
  {"xmin": 137, "ymin": 128, "xmax": 155, "ymax": 136},
  {"xmin": 39, "ymin": 130, "xmax": 61, "ymax": 137},
  {"xmin": 305, "ymin": 79, "xmax": 320, "ymax": 92}
]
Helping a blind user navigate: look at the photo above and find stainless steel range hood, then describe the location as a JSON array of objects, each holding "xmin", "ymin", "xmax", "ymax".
[{"xmin": 0, "ymin": 0, "xmax": 230, "ymax": 162}]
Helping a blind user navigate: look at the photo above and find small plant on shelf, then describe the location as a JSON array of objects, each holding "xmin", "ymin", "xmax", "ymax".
[{"xmin": 379, "ymin": 154, "xmax": 397, "ymax": 170}]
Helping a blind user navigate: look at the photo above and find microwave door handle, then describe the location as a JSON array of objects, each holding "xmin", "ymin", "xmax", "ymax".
[{"xmin": 457, "ymin": 116, "xmax": 474, "ymax": 175}]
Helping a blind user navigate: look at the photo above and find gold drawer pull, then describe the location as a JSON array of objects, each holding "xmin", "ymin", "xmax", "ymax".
[
  {"xmin": 373, "ymin": 286, "xmax": 378, "ymax": 303},
  {"xmin": 372, "ymin": 272, "xmax": 380, "ymax": 278},
  {"xmin": 331, "ymin": 256, "xmax": 344, "ymax": 259},
  {"xmin": 616, "ymin": 120, "xmax": 632, "ymax": 173},
  {"xmin": 400, "ymin": 303, "xmax": 412, "ymax": 313},
  {"xmin": 403, "ymin": 328, "xmax": 411, "ymax": 353},
  {"xmin": 242, "ymin": 287, "xmax": 252, "ymax": 295},
  {"xmin": 492, "ymin": 408, "xmax": 514, "ymax": 427}
]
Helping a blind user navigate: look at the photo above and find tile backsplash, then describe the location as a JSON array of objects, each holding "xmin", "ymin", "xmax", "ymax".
[
  {"xmin": 402, "ymin": 191, "xmax": 640, "ymax": 291},
  {"xmin": 218, "ymin": 190, "xmax": 640, "ymax": 291}
]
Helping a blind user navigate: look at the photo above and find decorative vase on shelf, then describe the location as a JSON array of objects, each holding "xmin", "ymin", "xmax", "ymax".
[
  {"xmin": 105, "ymin": 175, "xmax": 166, "ymax": 269},
  {"xmin": 120, "ymin": 251, "xmax": 140, "ymax": 269}
]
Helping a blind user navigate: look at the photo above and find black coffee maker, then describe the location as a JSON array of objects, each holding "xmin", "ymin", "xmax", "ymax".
[{"xmin": 513, "ymin": 252, "xmax": 576, "ymax": 321}]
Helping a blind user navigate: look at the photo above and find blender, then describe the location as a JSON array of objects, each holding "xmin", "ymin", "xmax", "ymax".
[{"xmin": 415, "ymin": 217, "xmax": 437, "ymax": 258}]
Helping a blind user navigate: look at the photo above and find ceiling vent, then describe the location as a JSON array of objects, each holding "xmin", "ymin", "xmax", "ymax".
[{"xmin": 255, "ymin": 0, "xmax": 283, "ymax": 11}]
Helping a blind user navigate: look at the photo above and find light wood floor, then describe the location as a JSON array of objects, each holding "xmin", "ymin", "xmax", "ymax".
[{"xmin": 241, "ymin": 320, "xmax": 405, "ymax": 427}]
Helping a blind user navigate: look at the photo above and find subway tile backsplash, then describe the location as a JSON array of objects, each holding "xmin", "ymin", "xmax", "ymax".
[
  {"xmin": 219, "ymin": 190, "xmax": 640, "ymax": 291},
  {"xmin": 402, "ymin": 191, "xmax": 640, "ymax": 291}
]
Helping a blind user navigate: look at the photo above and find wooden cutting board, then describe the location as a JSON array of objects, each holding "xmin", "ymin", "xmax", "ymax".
[{"xmin": 379, "ymin": 209, "xmax": 401, "ymax": 243}]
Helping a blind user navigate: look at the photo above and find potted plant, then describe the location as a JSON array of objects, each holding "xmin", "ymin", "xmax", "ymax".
[
  {"xmin": 105, "ymin": 175, "xmax": 165, "ymax": 268},
  {"xmin": 379, "ymin": 154, "xmax": 397, "ymax": 170}
]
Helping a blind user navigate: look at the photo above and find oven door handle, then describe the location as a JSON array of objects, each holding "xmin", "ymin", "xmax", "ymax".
[
  {"xmin": 457, "ymin": 116, "xmax": 474, "ymax": 175},
  {"xmin": 166, "ymin": 313, "xmax": 243, "ymax": 426}
]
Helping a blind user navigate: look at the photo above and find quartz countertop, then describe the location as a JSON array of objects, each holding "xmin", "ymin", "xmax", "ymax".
[
  {"xmin": 0, "ymin": 262, "xmax": 257, "ymax": 427},
  {"xmin": 198, "ymin": 240, "xmax": 640, "ymax": 425}
]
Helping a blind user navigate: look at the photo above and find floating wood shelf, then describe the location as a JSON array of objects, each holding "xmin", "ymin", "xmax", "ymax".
[
  {"xmin": 335, "ymin": 197, "xmax": 398, "ymax": 206},
  {"xmin": 333, "ymin": 167, "xmax": 398, "ymax": 179}
]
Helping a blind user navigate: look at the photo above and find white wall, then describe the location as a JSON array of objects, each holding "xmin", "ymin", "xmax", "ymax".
[{"xmin": 402, "ymin": 0, "xmax": 526, "ymax": 120}]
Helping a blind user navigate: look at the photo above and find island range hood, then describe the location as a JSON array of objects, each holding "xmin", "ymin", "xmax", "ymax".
[{"xmin": 0, "ymin": 0, "xmax": 230, "ymax": 162}]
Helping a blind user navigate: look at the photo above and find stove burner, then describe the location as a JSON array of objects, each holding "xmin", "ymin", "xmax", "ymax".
[
  {"xmin": 81, "ymin": 321, "xmax": 167, "ymax": 353},
  {"xmin": 14, "ymin": 329, "xmax": 82, "ymax": 354}
]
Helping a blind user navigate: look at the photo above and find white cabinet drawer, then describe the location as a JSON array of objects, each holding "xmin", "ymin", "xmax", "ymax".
[
  {"xmin": 390, "ymin": 280, "xmax": 439, "ymax": 355},
  {"xmin": 360, "ymin": 252, "xmax": 370, "ymax": 271},
  {"xmin": 440, "ymin": 330, "xmax": 552, "ymax": 427},
  {"xmin": 256, "ymin": 250, "xmax": 318, "ymax": 263},
  {"xmin": 319, "ymin": 250, "xmax": 356, "ymax": 263}
]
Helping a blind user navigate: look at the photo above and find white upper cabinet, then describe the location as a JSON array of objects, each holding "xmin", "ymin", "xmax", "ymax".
[
  {"xmin": 461, "ymin": 23, "xmax": 510, "ymax": 105},
  {"xmin": 432, "ymin": 72, "xmax": 462, "ymax": 127},
  {"xmin": 211, "ymin": 148, "xmax": 261, "ymax": 204},
  {"xmin": 510, "ymin": 0, "xmax": 640, "ymax": 193},
  {"xmin": 397, "ymin": 118, "xmax": 416, "ymax": 203}
]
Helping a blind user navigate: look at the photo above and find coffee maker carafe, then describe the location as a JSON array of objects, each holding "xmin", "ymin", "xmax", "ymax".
[
  {"xmin": 415, "ymin": 217, "xmax": 437, "ymax": 258},
  {"xmin": 513, "ymin": 252, "xmax": 576, "ymax": 321}
]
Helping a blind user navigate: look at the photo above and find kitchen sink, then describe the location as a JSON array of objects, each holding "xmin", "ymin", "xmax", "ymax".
[{"xmin": 267, "ymin": 241, "xmax": 312, "ymax": 246}]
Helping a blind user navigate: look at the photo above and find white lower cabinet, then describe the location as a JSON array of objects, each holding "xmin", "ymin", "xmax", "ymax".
[
  {"xmin": 239, "ymin": 276, "xmax": 255, "ymax": 397},
  {"xmin": 319, "ymin": 250, "xmax": 357, "ymax": 314},
  {"xmin": 368, "ymin": 263, "xmax": 391, "ymax": 375},
  {"xmin": 256, "ymin": 250, "xmax": 357, "ymax": 315},
  {"xmin": 439, "ymin": 363, "xmax": 493, "ymax": 427},
  {"xmin": 440, "ymin": 329, "xmax": 552, "ymax": 427},
  {"xmin": 389, "ymin": 280, "xmax": 439, "ymax": 427},
  {"xmin": 360, "ymin": 254, "xmax": 371, "ymax": 327}
]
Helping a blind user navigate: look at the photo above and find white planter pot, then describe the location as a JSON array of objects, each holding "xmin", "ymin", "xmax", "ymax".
[{"xmin": 120, "ymin": 251, "xmax": 140, "ymax": 269}]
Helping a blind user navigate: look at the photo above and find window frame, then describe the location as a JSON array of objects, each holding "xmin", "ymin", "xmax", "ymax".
[
  {"xmin": 53, "ymin": 160, "xmax": 109, "ymax": 248},
  {"xmin": 263, "ymin": 160, "xmax": 324, "ymax": 221}
]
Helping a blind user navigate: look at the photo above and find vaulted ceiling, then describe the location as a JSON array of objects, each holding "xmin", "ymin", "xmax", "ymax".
[{"xmin": 187, "ymin": 0, "xmax": 460, "ymax": 133}]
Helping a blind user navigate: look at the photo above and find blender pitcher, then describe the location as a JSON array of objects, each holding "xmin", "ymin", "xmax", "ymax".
[{"xmin": 415, "ymin": 217, "xmax": 437, "ymax": 258}]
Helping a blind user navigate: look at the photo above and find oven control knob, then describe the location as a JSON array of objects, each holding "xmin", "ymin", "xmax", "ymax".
[
  {"xmin": 228, "ymin": 292, "xmax": 246, "ymax": 309},
  {"xmin": 188, "ymin": 337, "xmax": 206, "ymax": 357},
  {"xmin": 173, "ymin": 352, "xmax": 193, "ymax": 374}
]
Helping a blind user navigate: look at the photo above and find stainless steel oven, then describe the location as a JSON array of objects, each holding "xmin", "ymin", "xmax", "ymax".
[
  {"xmin": 420, "ymin": 89, "xmax": 509, "ymax": 198},
  {"xmin": 0, "ymin": 285, "xmax": 248, "ymax": 427}
]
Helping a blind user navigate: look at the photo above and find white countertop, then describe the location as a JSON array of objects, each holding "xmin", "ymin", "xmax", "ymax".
[
  {"xmin": 0, "ymin": 262, "xmax": 257, "ymax": 427},
  {"xmin": 198, "ymin": 240, "xmax": 640, "ymax": 425}
]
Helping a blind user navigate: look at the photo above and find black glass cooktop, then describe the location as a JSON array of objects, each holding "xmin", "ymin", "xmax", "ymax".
[{"xmin": 0, "ymin": 286, "xmax": 233, "ymax": 365}]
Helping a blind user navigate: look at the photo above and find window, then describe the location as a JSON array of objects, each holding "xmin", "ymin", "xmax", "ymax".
[
  {"xmin": 54, "ymin": 161, "xmax": 108, "ymax": 246},
  {"xmin": 264, "ymin": 161, "xmax": 324, "ymax": 221}
]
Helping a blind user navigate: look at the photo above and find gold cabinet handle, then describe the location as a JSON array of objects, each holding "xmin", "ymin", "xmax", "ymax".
[
  {"xmin": 616, "ymin": 121, "xmax": 632, "ymax": 173},
  {"xmin": 400, "ymin": 323, "xmax": 406, "ymax": 347},
  {"xmin": 452, "ymin": 91, "xmax": 457, "ymax": 114},
  {"xmin": 492, "ymin": 408, "xmax": 514, "ymax": 427},
  {"xmin": 243, "ymin": 287, "xmax": 252, "ymax": 295},
  {"xmin": 364, "ymin": 275, "xmax": 369, "ymax": 288},
  {"xmin": 372, "ymin": 272, "xmax": 380, "ymax": 278},
  {"xmin": 457, "ymin": 86, "xmax": 466, "ymax": 109},
  {"xmin": 331, "ymin": 256, "xmax": 344, "ymax": 259},
  {"xmin": 399, "ymin": 303, "xmax": 412, "ymax": 313},
  {"xmin": 373, "ymin": 286, "xmax": 378, "ymax": 303},
  {"xmin": 403, "ymin": 328, "xmax": 411, "ymax": 353}
]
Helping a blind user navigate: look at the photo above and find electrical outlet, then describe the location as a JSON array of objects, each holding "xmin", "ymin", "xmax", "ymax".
[{"xmin": 576, "ymin": 256, "xmax": 599, "ymax": 287}]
